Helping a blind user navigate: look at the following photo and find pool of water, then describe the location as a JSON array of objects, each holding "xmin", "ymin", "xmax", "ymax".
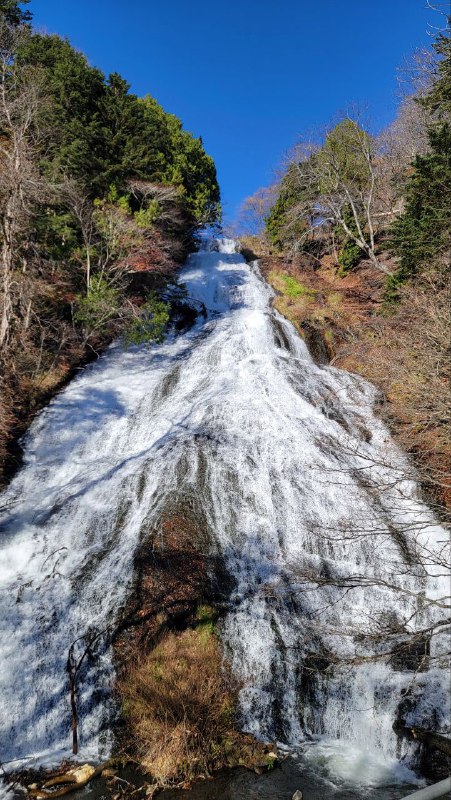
[
  {"xmin": 8, "ymin": 746, "xmax": 451, "ymax": 800},
  {"xmin": 159, "ymin": 752, "xmax": 449, "ymax": 800},
  {"xmin": 162, "ymin": 730, "xmax": 451, "ymax": 800}
]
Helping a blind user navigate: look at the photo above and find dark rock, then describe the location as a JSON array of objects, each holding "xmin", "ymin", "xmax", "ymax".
[{"xmin": 300, "ymin": 321, "xmax": 331, "ymax": 365}]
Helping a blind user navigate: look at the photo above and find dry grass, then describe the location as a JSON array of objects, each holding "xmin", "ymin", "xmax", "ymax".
[
  {"xmin": 265, "ymin": 259, "xmax": 372, "ymax": 334},
  {"xmin": 338, "ymin": 272, "xmax": 451, "ymax": 508},
  {"xmin": 238, "ymin": 234, "xmax": 272, "ymax": 258},
  {"xmin": 114, "ymin": 506, "xmax": 275, "ymax": 788},
  {"xmin": 118, "ymin": 621, "xmax": 267, "ymax": 787}
]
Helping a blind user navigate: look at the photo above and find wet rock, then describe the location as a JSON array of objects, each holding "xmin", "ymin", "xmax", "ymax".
[
  {"xmin": 300, "ymin": 321, "xmax": 331, "ymax": 365},
  {"xmin": 240, "ymin": 247, "xmax": 258, "ymax": 263}
]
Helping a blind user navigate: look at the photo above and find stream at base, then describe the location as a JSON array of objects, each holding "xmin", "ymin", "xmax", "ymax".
[
  {"xmin": 63, "ymin": 748, "xmax": 451, "ymax": 800},
  {"xmin": 159, "ymin": 757, "xmax": 424, "ymax": 800}
]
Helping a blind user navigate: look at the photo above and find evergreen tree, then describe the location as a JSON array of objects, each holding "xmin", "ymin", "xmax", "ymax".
[
  {"xmin": 265, "ymin": 163, "xmax": 312, "ymax": 251},
  {"xmin": 98, "ymin": 77, "xmax": 171, "ymax": 193},
  {"xmin": 16, "ymin": 34, "xmax": 221, "ymax": 220},
  {"xmin": 390, "ymin": 26, "xmax": 451, "ymax": 285},
  {"xmin": 16, "ymin": 34, "xmax": 106, "ymax": 191},
  {"xmin": 161, "ymin": 111, "xmax": 220, "ymax": 222},
  {"xmin": 0, "ymin": 0, "xmax": 31, "ymax": 25}
]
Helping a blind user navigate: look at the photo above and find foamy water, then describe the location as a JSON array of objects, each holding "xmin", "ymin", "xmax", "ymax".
[{"xmin": 0, "ymin": 239, "xmax": 449, "ymax": 789}]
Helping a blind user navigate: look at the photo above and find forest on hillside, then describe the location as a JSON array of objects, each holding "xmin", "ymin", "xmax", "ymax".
[
  {"xmin": 0, "ymin": 0, "xmax": 220, "ymax": 483},
  {"xmin": 237, "ymin": 12, "xmax": 450, "ymax": 515}
]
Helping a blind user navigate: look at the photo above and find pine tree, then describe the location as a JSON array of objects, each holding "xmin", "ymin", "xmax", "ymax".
[
  {"xmin": 389, "ymin": 25, "xmax": 451, "ymax": 286},
  {"xmin": 0, "ymin": 0, "xmax": 31, "ymax": 26}
]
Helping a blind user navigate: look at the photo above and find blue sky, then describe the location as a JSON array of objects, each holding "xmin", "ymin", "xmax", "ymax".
[{"xmin": 32, "ymin": 1, "xmax": 435, "ymax": 222}]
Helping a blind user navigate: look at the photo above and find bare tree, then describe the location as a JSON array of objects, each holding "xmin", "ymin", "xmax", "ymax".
[
  {"xmin": 62, "ymin": 180, "xmax": 95, "ymax": 293},
  {"xmin": 287, "ymin": 116, "xmax": 394, "ymax": 274},
  {"xmin": 282, "ymin": 432, "xmax": 451, "ymax": 682},
  {"xmin": 376, "ymin": 99, "xmax": 428, "ymax": 223},
  {"xmin": 235, "ymin": 185, "xmax": 278, "ymax": 238},
  {"xmin": 397, "ymin": 45, "xmax": 438, "ymax": 101},
  {"xmin": 0, "ymin": 20, "xmax": 48, "ymax": 348}
]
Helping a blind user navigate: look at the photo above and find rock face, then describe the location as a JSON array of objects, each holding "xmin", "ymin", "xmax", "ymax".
[{"xmin": 300, "ymin": 320, "xmax": 331, "ymax": 365}]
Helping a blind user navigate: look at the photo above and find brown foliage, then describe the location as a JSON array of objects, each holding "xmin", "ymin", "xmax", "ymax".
[
  {"xmin": 116, "ymin": 232, "xmax": 178, "ymax": 277},
  {"xmin": 260, "ymin": 253, "xmax": 451, "ymax": 511},
  {"xmin": 118, "ymin": 627, "xmax": 239, "ymax": 786},
  {"xmin": 0, "ymin": 195, "xmax": 191, "ymax": 488},
  {"xmin": 339, "ymin": 271, "xmax": 451, "ymax": 507}
]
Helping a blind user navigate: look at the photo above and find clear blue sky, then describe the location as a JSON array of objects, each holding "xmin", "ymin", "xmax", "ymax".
[{"xmin": 31, "ymin": 0, "xmax": 435, "ymax": 222}]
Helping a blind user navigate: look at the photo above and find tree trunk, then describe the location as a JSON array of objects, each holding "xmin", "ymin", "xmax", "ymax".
[
  {"xmin": 0, "ymin": 209, "xmax": 14, "ymax": 349},
  {"xmin": 86, "ymin": 245, "xmax": 91, "ymax": 294},
  {"xmin": 366, "ymin": 246, "xmax": 393, "ymax": 276},
  {"xmin": 399, "ymin": 725, "xmax": 451, "ymax": 757},
  {"xmin": 66, "ymin": 645, "xmax": 79, "ymax": 755}
]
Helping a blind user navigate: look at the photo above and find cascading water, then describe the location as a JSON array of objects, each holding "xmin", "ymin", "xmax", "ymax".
[{"xmin": 0, "ymin": 240, "xmax": 449, "ymax": 790}]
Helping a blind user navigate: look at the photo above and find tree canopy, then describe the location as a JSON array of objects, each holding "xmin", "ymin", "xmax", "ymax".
[
  {"xmin": 15, "ymin": 32, "xmax": 220, "ymax": 221},
  {"xmin": 390, "ymin": 26, "xmax": 451, "ymax": 284},
  {"xmin": 0, "ymin": 10, "xmax": 221, "ymax": 479},
  {"xmin": 0, "ymin": 0, "xmax": 31, "ymax": 25}
]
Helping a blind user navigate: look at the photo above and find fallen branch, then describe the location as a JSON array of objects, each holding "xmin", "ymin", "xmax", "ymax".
[
  {"xmin": 399, "ymin": 726, "xmax": 451, "ymax": 757},
  {"xmin": 28, "ymin": 762, "xmax": 109, "ymax": 798}
]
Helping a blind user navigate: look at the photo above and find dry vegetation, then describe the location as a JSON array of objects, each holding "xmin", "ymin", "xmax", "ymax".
[
  {"xmin": 113, "ymin": 502, "xmax": 275, "ymax": 789},
  {"xmin": 118, "ymin": 623, "xmax": 264, "ymax": 787},
  {"xmin": 0, "ymin": 15, "xmax": 221, "ymax": 489},
  {"xmin": 338, "ymin": 273, "xmax": 451, "ymax": 507},
  {"xmin": 247, "ymin": 244, "xmax": 451, "ymax": 512},
  {"xmin": 237, "ymin": 29, "xmax": 450, "ymax": 518}
]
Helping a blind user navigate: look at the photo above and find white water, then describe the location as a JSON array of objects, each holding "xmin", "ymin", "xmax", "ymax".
[{"xmin": 0, "ymin": 240, "xmax": 449, "ymax": 786}]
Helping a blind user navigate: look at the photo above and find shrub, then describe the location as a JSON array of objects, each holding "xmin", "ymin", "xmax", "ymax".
[
  {"xmin": 337, "ymin": 236, "xmax": 364, "ymax": 276},
  {"xmin": 74, "ymin": 275, "xmax": 120, "ymax": 337},
  {"xmin": 134, "ymin": 200, "xmax": 161, "ymax": 228},
  {"xmin": 125, "ymin": 291, "xmax": 170, "ymax": 345},
  {"xmin": 281, "ymin": 275, "xmax": 314, "ymax": 298}
]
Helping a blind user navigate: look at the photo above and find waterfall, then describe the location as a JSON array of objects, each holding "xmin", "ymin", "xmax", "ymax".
[{"xmin": 0, "ymin": 240, "xmax": 448, "ymax": 783}]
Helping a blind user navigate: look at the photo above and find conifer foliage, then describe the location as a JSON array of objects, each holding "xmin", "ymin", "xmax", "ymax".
[
  {"xmin": 390, "ymin": 28, "xmax": 451, "ymax": 284},
  {"xmin": 263, "ymin": 19, "xmax": 450, "ymax": 290}
]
